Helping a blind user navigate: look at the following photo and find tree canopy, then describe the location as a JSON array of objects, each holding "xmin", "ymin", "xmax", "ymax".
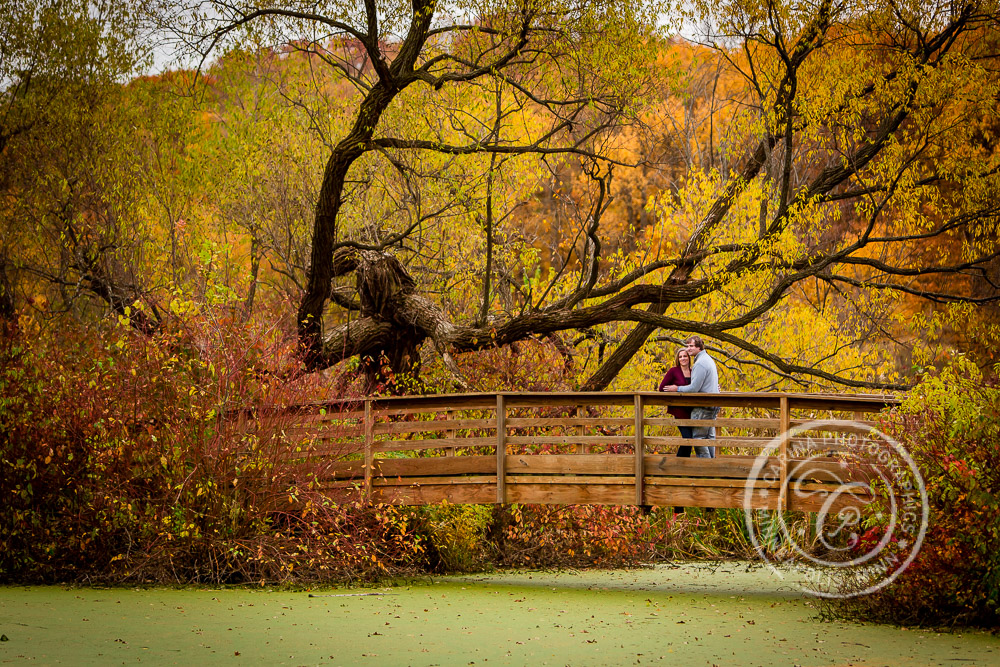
[
  {"xmin": 3, "ymin": 0, "xmax": 999, "ymax": 393},
  {"xmin": 1, "ymin": 0, "xmax": 151, "ymax": 322}
]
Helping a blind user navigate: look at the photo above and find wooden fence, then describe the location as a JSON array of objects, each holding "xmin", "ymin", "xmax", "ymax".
[{"xmin": 249, "ymin": 391, "xmax": 899, "ymax": 513}]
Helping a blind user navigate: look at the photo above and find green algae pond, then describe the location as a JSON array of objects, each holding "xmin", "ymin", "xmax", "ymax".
[{"xmin": 2, "ymin": 563, "xmax": 997, "ymax": 666}]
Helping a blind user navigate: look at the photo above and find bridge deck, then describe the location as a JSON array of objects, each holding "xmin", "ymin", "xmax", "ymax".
[{"xmin": 242, "ymin": 391, "xmax": 898, "ymax": 512}]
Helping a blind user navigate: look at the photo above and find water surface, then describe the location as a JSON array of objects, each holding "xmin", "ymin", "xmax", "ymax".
[{"xmin": 2, "ymin": 563, "xmax": 997, "ymax": 665}]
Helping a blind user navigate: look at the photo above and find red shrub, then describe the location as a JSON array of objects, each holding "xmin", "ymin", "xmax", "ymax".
[
  {"xmin": 0, "ymin": 317, "xmax": 427, "ymax": 584},
  {"xmin": 827, "ymin": 358, "xmax": 1000, "ymax": 627}
]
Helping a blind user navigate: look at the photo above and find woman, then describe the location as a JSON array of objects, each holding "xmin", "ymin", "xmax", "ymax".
[{"xmin": 658, "ymin": 348, "xmax": 694, "ymax": 455}]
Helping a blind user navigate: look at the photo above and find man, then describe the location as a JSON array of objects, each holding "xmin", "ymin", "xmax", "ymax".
[{"xmin": 662, "ymin": 336, "xmax": 720, "ymax": 458}]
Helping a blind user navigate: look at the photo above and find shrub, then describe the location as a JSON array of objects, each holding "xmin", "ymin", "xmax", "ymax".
[
  {"xmin": 403, "ymin": 502, "xmax": 494, "ymax": 573},
  {"xmin": 491, "ymin": 504, "xmax": 685, "ymax": 568},
  {"xmin": 825, "ymin": 358, "xmax": 1000, "ymax": 627},
  {"xmin": 0, "ymin": 315, "xmax": 428, "ymax": 584}
]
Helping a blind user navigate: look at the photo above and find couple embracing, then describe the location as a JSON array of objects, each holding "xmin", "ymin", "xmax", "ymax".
[{"xmin": 658, "ymin": 335, "xmax": 720, "ymax": 459}]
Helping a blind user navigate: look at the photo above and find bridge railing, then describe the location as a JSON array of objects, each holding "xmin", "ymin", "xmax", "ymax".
[{"xmin": 247, "ymin": 391, "xmax": 899, "ymax": 511}]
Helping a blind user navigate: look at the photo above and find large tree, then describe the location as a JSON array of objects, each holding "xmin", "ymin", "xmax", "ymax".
[
  {"xmin": 176, "ymin": 0, "xmax": 665, "ymax": 385},
  {"xmin": 150, "ymin": 0, "xmax": 1000, "ymax": 389}
]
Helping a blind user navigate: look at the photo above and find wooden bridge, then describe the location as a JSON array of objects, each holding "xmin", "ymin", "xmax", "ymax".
[{"xmin": 253, "ymin": 392, "xmax": 899, "ymax": 513}]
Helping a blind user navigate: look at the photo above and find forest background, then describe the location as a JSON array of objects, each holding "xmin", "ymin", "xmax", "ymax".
[{"xmin": 2, "ymin": 0, "xmax": 1000, "ymax": 627}]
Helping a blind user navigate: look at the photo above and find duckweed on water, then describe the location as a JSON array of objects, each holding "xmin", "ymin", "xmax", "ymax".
[{"xmin": 1, "ymin": 563, "xmax": 997, "ymax": 665}]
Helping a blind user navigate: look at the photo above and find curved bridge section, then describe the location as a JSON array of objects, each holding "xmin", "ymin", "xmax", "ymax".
[{"xmin": 256, "ymin": 392, "xmax": 899, "ymax": 513}]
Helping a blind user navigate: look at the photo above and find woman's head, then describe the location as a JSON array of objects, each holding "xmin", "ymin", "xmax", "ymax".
[{"xmin": 675, "ymin": 347, "xmax": 691, "ymax": 369}]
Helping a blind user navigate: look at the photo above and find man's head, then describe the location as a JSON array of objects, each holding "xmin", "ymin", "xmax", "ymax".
[{"xmin": 684, "ymin": 335, "xmax": 704, "ymax": 359}]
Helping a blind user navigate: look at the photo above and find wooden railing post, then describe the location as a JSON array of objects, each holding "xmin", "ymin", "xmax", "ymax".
[
  {"xmin": 496, "ymin": 394, "xmax": 506, "ymax": 504},
  {"xmin": 364, "ymin": 398, "xmax": 374, "ymax": 502},
  {"xmin": 778, "ymin": 395, "xmax": 789, "ymax": 512},
  {"xmin": 574, "ymin": 406, "xmax": 586, "ymax": 454},
  {"xmin": 446, "ymin": 409, "xmax": 456, "ymax": 456},
  {"xmin": 634, "ymin": 393, "xmax": 644, "ymax": 506}
]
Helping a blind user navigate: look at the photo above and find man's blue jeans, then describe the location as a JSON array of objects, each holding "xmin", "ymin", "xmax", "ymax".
[
  {"xmin": 677, "ymin": 426, "xmax": 715, "ymax": 458},
  {"xmin": 690, "ymin": 408, "xmax": 719, "ymax": 458},
  {"xmin": 693, "ymin": 424, "xmax": 715, "ymax": 458}
]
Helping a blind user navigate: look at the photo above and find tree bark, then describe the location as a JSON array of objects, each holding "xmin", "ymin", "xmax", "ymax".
[
  {"xmin": 296, "ymin": 0, "xmax": 437, "ymax": 367},
  {"xmin": 297, "ymin": 83, "xmax": 396, "ymax": 365}
]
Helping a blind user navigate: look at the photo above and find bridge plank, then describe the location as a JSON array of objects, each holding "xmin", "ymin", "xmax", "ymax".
[
  {"xmin": 375, "ymin": 436, "xmax": 496, "ymax": 452},
  {"xmin": 507, "ymin": 475, "xmax": 634, "ymax": 485},
  {"xmin": 363, "ymin": 395, "xmax": 891, "ymax": 417},
  {"xmin": 373, "ymin": 419, "xmax": 497, "ymax": 435},
  {"xmin": 506, "ymin": 483, "xmax": 635, "ymax": 505},
  {"xmin": 644, "ymin": 477, "xmax": 780, "ymax": 489},
  {"xmin": 643, "ymin": 436, "xmax": 864, "ymax": 453},
  {"xmin": 317, "ymin": 456, "xmax": 872, "ymax": 483},
  {"xmin": 506, "ymin": 435, "xmax": 633, "ymax": 446},
  {"xmin": 279, "ymin": 390, "xmax": 896, "ymax": 415},
  {"xmin": 645, "ymin": 417, "xmax": 780, "ymax": 429},
  {"xmin": 297, "ymin": 452, "xmax": 873, "ymax": 483},
  {"xmin": 787, "ymin": 459, "xmax": 876, "ymax": 482},
  {"xmin": 255, "ymin": 410, "xmax": 365, "ymax": 426},
  {"xmin": 643, "ymin": 394, "xmax": 781, "ymax": 409},
  {"xmin": 375, "ymin": 475, "xmax": 496, "ymax": 486},
  {"xmin": 370, "ymin": 394, "xmax": 498, "ymax": 412},
  {"xmin": 506, "ymin": 454, "xmax": 634, "ymax": 475},
  {"xmin": 326, "ymin": 478, "xmax": 869, "ymax": 511},
  {"xmin": 368, "ymin": 479, "xmax": 869, "ymax": 510},
  {"xmin": 374, "ymin": 459, "xmax": 471, "ymax": 477},
  {"xmin": 644, "ymin": 455, "xmax": 767, "ymax": 478},
  {"xmin": 647, "ymin": 481, "xmax": 870, "ymax": 511},
  {"xmin": 642, "ymin": 455, "xmax": 872, "ymax": 482},
  {"xmin": 644, "ymin": 436, "xmax": 772, "ymax": 448},
  {"xmin": 786, "ymin": 395, "xmax": 893, "ymax": 413},
  {"xmin": 790, "ymin": 481, "xmax": 870, "ymax": 493},
  {"xmin": 789, "ymin": 491, "xmax": 871, "ymax": 513},
  {"xmin": 505, "ymin": 393, "xmax": 636, "ymax": 407},
  {"xmin": 375, "ymin": 455, "xmax": 495, "ymax": 477},
  {"xmin": 643, "ymin": 391, "xmax": 897, "ymax": 413},
  {"xmin": 370, "ymin": 404, "xmax": 495, "ymax": 418},
  {"xmin": 505, "ymin": 417, "xmax": 633, "ymax": 428},
  {"xmin": 375, "ymin": 483, "xmax": 498, "ymax": 505},
  {"xmin": 644, "ymin": 485, "xmax": 780, "ymax": 509},
  {"xmin": 788, "ymin": 419, "xmax": 878, "ymax": 433}
]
